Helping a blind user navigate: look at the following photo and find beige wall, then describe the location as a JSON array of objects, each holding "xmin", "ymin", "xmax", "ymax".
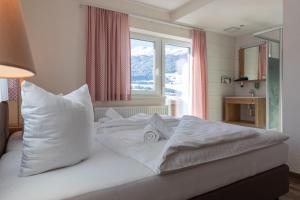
[
  {"xmin": 283, "ymin": 0, "xmax": 300, "ymax": 173},
  {"xmin": 21, "ymin": 0, "xmax": 235, "ymax": 121}
]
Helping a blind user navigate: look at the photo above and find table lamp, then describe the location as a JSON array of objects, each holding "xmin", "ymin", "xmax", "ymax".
[
  {"xmin": 0, "ymin": 0, "xmax": 35, "ymax": 78},
  {"xmin": 0, "ymin": 0, "xmax": 35, "ymax": 134}
]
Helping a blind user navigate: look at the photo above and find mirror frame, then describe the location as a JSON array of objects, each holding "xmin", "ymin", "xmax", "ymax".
[{"xmin": 239, "ymin": 48, "xmax": 245, "ymax": 78}]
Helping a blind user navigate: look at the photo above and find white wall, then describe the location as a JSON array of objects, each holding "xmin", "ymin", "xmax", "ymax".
[
  {"xmin": 21, "ymin": 0, "xmax": 235, "ymax": 121},
  {"xmin": 283, "ymin": 0, "xmax": 300, "ymax": 173},
  {"xmin": 206, "ymin": 32, "xmax": 235, "ymax": 121}
]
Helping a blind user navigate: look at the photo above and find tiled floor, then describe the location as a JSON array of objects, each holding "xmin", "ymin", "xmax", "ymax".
[{"xmin": 280, "ymin": 176, "xmax": 300, "ymax": 200}]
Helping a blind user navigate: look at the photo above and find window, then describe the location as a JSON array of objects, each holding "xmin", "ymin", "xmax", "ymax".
[
  {"xmin": 130, "ymin": 33, "xmax": 191, "ymax": 116},
  {"xmin": 130, "ymin": 34, "xmax": 160, "ymax": 95},
  {"xmin": 164, "ymin": 43, "xmax": 191, "ymax": 117},
  {"xmin": 131, "ymin": 39, "xmax": 155, "ymax": 92}
]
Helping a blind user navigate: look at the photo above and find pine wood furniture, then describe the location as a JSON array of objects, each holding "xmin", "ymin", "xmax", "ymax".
[{"xmin": 224, "ymin": 97, "xmax": 266, "ymax": 128}]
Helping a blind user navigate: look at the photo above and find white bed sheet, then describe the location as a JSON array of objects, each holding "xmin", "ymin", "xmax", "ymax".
[
  {"xmin": 97, "ymin": 128, "xmax": 288, "ymax": 174},
  {"xmin": 0, "ymin": 132, "xmax": 288, "ymax": 200}
]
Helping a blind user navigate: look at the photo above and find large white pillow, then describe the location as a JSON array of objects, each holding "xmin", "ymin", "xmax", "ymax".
[{"xmin": 20, "ymin": 81, "xmax": 94, "ymax": 177}]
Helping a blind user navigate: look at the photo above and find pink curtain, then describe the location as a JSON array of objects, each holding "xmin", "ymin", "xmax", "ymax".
[
  {"xmin": 258, "ymin": 43, "xmax": 267, "ymax": 80},
  {"xmin": 86, "ymin": 7, "xmax": 131, "ymax": 101},
  {"xmin": 191, "ymin": 30, "xmax": 208, "ymax": 119}
]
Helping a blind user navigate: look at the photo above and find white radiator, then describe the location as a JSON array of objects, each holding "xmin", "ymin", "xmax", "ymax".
[{"xmin": 94, "ymin": 106, "xmax": 169, "ymax": 120}]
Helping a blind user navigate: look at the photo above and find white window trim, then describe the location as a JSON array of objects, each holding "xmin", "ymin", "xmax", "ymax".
[
  {"xmin": 161, "ymin": 39, "xmax": 192, "ymax": 97},
  {"xmin": 130, "ymin": 33, "xmax": 162, "ymax": 96},
  {"xmin": 130, "ymin": 32, "xmax": 192, "ymax": 99}
]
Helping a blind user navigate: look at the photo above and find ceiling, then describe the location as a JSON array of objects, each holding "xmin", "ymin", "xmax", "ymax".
[
  {"xmin": 130, "ymin": 0, "xmax": 190, "ymax": 11},
  {"xmin": 128, "ymin": 0, "xmax": 283, "ymax": 36}
]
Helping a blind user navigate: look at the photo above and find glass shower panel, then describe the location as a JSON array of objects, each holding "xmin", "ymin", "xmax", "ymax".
[
  {"xmin": 267, "ymin": 41, "xmax": 281, "ymax": 130},
  {"xmin": 254, "ymin": 28, "xmax": 282, "ymax": 131}
]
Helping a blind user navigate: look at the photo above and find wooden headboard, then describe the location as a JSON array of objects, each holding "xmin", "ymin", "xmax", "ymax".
[{"xmin": 0, "ymin": 102, "xmax": 9, "ymax": 157}]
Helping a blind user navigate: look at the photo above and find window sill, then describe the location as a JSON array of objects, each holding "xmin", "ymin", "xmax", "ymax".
[{"xmin": 131, "ymin": 94, "xmax": 163, "ymax": 99}]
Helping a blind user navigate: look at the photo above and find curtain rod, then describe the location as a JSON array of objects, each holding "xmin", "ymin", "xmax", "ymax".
[{"xmin": 79, "ymin": 4, "xmax": 204, "ymax": 32}]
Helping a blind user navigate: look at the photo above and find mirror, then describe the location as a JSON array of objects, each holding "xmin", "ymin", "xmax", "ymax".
[{"xmin": 239, "ymin": 43, "xmax": 267, "ymax": 81}]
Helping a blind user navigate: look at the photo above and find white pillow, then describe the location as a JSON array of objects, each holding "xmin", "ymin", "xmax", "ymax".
[
  {"xmin": 20, "ymin": 81, "xmax": 94, "ymax": 176},
  {"xmin": 105, "ymin": 108, "xmax": 123, "ymax": 119}
]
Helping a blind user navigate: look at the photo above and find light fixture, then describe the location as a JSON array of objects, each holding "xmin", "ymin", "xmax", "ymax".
[
  {"xmin": 0, "ymin": 0, "xmax": 35, "ymax": 78},
  {"xmin": 0, "ymin": 0, "xmax": 35, "ymax": 132},
  {"xmin": 224, "ymin": 26, "xmax": 240, "ymax": 33},
  {"xmin": 224, "ymin": 25, "xmax": 246, "ymax": 33}
]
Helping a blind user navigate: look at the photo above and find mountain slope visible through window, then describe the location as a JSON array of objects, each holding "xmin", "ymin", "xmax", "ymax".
[{"xmin": 131, "ymin": 39, "xmax": 155, "ymax": 92}]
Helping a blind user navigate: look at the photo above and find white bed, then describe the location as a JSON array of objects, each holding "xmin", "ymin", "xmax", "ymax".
[{"xmin": 0, "ymin": 132, "xmax": 288, "ymax": 200}]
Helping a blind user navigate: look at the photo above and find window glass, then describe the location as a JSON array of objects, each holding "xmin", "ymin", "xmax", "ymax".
[
  {"xmin": 164, "ymin": 44, "xmax": 191, "ymax": 117},
  {"xmin": 131, "ymin": 39, "xmax": 155, "ymax": 92},
  {"xmin": 130, "ymin": 33, "xmax": 192, "ymax": 113}
]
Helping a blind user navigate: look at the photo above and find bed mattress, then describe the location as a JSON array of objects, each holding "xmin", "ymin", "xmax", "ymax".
[{"xmin": 0, "ymin": 132, "xmax": 288, "ymax": 200}]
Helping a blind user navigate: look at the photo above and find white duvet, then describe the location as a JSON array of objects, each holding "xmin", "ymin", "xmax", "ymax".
[{"xmin": 96, "ymin": 115, "xmax": 288, "ymax": 174}]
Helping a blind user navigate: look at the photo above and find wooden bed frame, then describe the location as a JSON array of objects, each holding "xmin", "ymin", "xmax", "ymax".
[
  {"xmin": 190, "ymin": 164, "xmax": 289, "ymax": 200},
  {"xmin": 0, "ymin": 102, "xmax": 9, "ymax": 156},
  {"xmin": 0, "ymin": 102, "xmax": 289, "ymax": 200}
]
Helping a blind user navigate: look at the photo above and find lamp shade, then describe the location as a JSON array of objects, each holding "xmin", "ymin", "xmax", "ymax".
[{"xmin": 0, "ymin": 0, "xmax": 35, "ymax": 78}]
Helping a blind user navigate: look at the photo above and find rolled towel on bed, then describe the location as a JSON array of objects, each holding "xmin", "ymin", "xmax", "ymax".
[
  {"xmin": 144, "ymin": 124, "xmax": 160, "ymax": 143},
  {"xmin": 149, "ymin": 113, "xmax": 174, "ymax": 139}
]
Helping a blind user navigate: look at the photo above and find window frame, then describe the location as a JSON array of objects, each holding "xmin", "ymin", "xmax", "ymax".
[
  {"xmin": 162, "ymin": 39, "xmax": 192, "ymax": 98},
  {"xmin": 130, "ymin": 33, "xmax": 162, "ymax": 96},
  {"xmin": 130, "ymin": 32, "xmax": 192, "ymax": 98}
]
